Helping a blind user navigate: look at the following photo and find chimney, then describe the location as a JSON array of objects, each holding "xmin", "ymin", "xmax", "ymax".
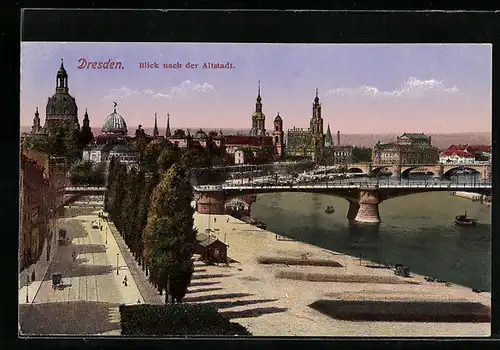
[{"xmin": 337, "ymin": 131, "xmax": 341, "ymax": 146}]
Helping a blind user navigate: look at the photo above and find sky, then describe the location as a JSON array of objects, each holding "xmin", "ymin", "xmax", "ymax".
[{"xmin": 20, "ymin": 43, "xmax": 492, "ymax": 134}]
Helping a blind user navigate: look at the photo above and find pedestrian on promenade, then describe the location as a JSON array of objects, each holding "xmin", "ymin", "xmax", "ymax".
[
  {"xmin": 123, "ymin": 275, "xmax": 128, "ymax": 286},
  {"xmin": 214, "ymin": 217, "xmax": 216, "ymax": 223},
  {"xmin": 137, "ymin": 299, "xmax": 141, "ymax": 304},
  {"xmin": 227, "ymin": 218, "xmax": 229, "ymax": 223},
  {"xmin": 31, "ymin": 270, "xmax": 35, "ymax": 282}
]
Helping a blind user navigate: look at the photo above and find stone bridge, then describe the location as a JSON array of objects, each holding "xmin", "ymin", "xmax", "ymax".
[
  {"xmin": 193, "ymin": 183, "xmax": 491, "ymax": 224},
  {"xmin": 344, "ymin": 163, "xmax": 491, "ymax": 180}
]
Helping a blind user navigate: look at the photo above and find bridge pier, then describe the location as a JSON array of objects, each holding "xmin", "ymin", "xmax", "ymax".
[
  {"xmin": 346, "ymin": 199, "xmax": 360, "ymax": 221},
  {"xmin": 196, "ymin": 192, "xmax": 226, "ymax": 215},
  {"xmin": 354, "ymin": 189, "xmax": 381, "ymax": 224}
]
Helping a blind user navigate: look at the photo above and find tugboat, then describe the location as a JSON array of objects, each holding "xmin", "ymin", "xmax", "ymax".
[
  {"xmin": 455, "ymin": 211, "xmax": 477, "ymax": 226},
  {"xmin": 325, "ymin": 205, "xmax": 335, "ymax": 214}
]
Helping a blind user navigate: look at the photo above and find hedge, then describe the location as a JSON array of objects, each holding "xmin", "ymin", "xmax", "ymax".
[
  {"xmin": 275, "ymin": 271, "xmax": 420, "ymax": 284},
  {"xmin": 257, "ymin": 256, "xmax": 343, "ymax": 267},
  {"xmin": 119, "ymin": 303, "xmax": 252, "ymax": 336},
  {"xmin": 309, "ymin": 300, "xmax": 491, "ymax": 323}
]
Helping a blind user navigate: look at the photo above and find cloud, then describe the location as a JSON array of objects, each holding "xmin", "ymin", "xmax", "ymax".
[
  {"xmin": 103, "ymin": 80, "xmax": 215, "ymax": 100},
  {"xmin": 325, "ymin": 77, "xmax": 459, "ymax": 99}
]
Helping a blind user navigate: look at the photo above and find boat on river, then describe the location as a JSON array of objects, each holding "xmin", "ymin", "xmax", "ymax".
[
  {"xmin": 455, "ymin": 211, "xmax": 477, "ymax": 226},
  {"xmin": 325, "ymin": 205, "xmax": 335, "ymax": 214}
]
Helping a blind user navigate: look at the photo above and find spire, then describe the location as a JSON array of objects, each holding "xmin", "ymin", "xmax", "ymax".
[
  {"xmin": 83, "ymin": 107, "xmax": 90, "ymax": 128},
  {"xmin": 256, "ymin": 80, "xmax": 262, "ymax": 103},
  {"xmin": 153, "ymin": 112, "xmax": 159, "ymax": 137},
  {"xmin": 113, "ymin": 101, "xmax": 117, "ymax": 113},
  {"xmin": 165, "ymin": 113, "xmax": 171, "ymax": 137},
  {"xmin": 314, "ymin": 88, "xmax": 319, "ymax": 103},
  {"xmin": 325, "ymin": 123, "xmax": 333, "ymax": 147},
  {"xmin": 32, "ymin": 107, "xmax": 41, "ymax": 133}
]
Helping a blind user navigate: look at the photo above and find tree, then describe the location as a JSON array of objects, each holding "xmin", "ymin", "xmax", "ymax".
[
  {"xmin": 157, "ymin": 146, "xmax": 181, "ymax": 173},
  {"xmin": 143, "ymin": 164, "xmax": 197, "ymax": 303},
  {"xmin": 140, "ymin": 140, "xmax": 165, "ymax": 173},
  {"xmin": 105, "ymin": 157, "xmax": 118, "ymax": 212},
  {"xmin": 137, "ymin": 172, "xmax": 161, "ymax": 269},
  {"xmin": 122, "ymin": 167, "xmax": 139, "ymax": 248},
  {"xmin": 69, "ymin": 160, "xmax": 106, "ymax": 185},
  {"xmin": 108, "ymin": 162, "xmax": 127, "ymax": 231}
]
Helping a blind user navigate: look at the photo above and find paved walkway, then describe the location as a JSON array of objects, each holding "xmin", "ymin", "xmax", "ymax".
[
  {"xmin": 106, "ymin": 221, "xmax": 163, "ymax": 305},
  {"xmin": 19, "ymin": 206, "xmax": 144, "ymax": 335}
]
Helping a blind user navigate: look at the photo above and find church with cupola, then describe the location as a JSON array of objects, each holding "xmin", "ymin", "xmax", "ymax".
[{"xmin": 31, "ymin": 59, "xmax": 83, "ymax": 135}]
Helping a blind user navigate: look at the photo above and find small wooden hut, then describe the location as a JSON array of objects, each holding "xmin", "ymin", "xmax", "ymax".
[{"xmin": 196, "ymin": 235, "xmax": 228, "ymax": 265}]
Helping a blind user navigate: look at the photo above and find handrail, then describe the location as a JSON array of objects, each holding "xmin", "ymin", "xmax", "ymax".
[{"xmin": 194, "ymin": 181, "xmax": 491, "ymax": 191}]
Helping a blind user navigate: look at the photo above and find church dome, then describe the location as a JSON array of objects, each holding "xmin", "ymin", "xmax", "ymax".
[
  {"xmin": 102, "ymin": 109, "xmax": 128, "ymax": 135},
  {"xmin": 46, "ymin": 92, "xmax": 78, "ymax": 117}
]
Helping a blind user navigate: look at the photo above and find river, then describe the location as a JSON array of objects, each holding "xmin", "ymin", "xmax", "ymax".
[{"xmin": 251, "ymin": 175, "xmax": 491, "ymax": 292}]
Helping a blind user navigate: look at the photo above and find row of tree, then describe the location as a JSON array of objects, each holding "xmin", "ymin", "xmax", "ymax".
[{"xmin": 106, "ymin": 141, "xmax": 204, "ymax": 303}]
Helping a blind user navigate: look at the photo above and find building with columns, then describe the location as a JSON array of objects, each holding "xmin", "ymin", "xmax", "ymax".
[{"xmin": 372, "ymin": 133, "xmax": 439, "ymax": 165}]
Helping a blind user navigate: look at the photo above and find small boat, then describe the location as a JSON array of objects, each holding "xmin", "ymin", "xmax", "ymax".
[
  {"xmin": 325, "ymin": 205, "xmax": 335, "ymax": 214},
  {"xmin": 455, "ymin": 211, "xmax": 477, "ymax": 226}
]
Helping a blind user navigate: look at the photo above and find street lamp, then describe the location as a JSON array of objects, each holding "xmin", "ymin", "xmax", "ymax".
[{"xmin": 116, "ymin": 253, "xmax": 119, "ymax": 275}]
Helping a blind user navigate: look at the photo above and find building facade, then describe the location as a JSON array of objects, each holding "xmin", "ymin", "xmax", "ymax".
[
  {"xmin": 372, "ymin": 133, "xmax": 439, "ymax": 165},
  {"xmin": 286, "ymin": 90, "xmax": 325, "ymax": 161},
  {"xmin": 439, "ymin": 150, "xmax": 476, "ymax": 164},
  {"xmin": 440, "ymin": 145, "xmax": 492, "ymax": 164},
  {"xmin": 20, "ymin": 154, "xmax": 50, "ymax": 271}
]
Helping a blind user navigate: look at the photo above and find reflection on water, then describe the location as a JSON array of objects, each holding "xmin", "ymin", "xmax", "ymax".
[{"xmin": 251, "ymin": 191, "xmax": 491, "ymax": 291}]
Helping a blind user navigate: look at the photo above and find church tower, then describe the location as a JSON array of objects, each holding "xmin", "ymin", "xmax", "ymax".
[
  {"xmin": 31, "ymin": 107, "xmax": 41, "ymax": 134},
  {"xmin": 250, "ymin": 81, "xmax": 266, "ymax": 136},
  {"xmin": 273, "ymin": 112, "xmax": 285, "ymax": 157},
  {"xmin": 82, "ymin": 108, "xmax": 90, "ymax": 129},
  {"xmin": 153, "ymin": 113, "xmax": 159, "ymax": 137},
  {"xmin": 44, "ymin": 59, "xmax": 80, "ymax": 132},
  {"xmin": 79, "ymin": 107, "xmax": 94, "ymax": 145},
  {"xmin": 165, "ymin": 113, "xmax": 171, "ymax": 137},
  {"xmin": 310, "ymin": 89, "xmax": 325, "ymax": 162}
]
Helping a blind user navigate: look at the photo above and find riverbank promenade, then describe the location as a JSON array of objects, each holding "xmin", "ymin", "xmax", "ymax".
[
  {"xmin": 19, "ymin": 207, "xmax": 144, "ymax": 335},
  {"xmin": 187, "ymin": 212, "xmax": 490, "ymax": 337}
]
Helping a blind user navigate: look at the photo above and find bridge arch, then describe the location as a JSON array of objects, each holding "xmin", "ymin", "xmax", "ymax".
[
  {"xmin": 371, "ymin": 167, "xmax": 392, "ymax": 175},
  {"xmin": 400, "ymin": 166, "xmax": 438, "ymax": 178},
  {"xmin": 346, "ymin": 167, "xmax": 364, "ymax": 174},
  {"xmin": 443, "ymin": 166, "xmax": 481, "ymax": 177}
]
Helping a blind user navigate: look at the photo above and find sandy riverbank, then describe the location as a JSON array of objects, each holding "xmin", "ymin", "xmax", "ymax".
[{"xmin": 188, "ymin": 212, "xmax": 490, "ymax": 337}]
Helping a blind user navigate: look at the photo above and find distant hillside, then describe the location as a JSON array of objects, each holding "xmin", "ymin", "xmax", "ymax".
[{"xmin": 20, "ymin": 126, "xmax": 491, "ymax": 149}]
